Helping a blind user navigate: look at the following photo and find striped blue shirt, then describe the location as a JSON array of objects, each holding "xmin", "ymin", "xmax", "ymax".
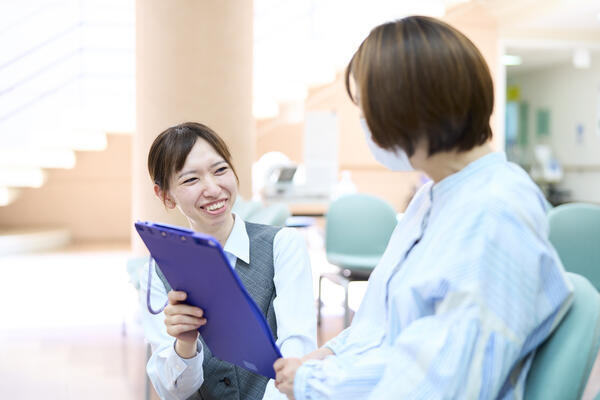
[{"xmin": 294, "ymin": 152, "xmax": 573, "ymax": 399}]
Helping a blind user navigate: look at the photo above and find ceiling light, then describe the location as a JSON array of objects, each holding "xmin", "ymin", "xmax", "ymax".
[{"xmin": 502, "ymin": 55, "xmax": 522, "ymax": 66}]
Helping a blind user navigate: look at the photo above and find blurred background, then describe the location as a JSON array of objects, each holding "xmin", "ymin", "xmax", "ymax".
[{"xmin": 1, "ymin": 0, "xmax": 599, "ymax": 398}]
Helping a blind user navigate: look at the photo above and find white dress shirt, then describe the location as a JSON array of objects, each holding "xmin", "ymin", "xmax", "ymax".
[{"xmin": 139, "ymin": 214, "xmax": 317, "ymax": 400}]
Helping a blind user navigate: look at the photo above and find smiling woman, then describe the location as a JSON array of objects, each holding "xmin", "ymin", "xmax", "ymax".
[
  {"xmin": 141, "ymin": 122, "xmax": 317, "ymax": 400},
  {"xmin": 149, "ymin": 123, "xmax": 240, "ymax": 245}
]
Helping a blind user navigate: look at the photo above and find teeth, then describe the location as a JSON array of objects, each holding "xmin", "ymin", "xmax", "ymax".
[{"xmin": 206, "ymin": 201, "xmax": 225, "ymax": 211}]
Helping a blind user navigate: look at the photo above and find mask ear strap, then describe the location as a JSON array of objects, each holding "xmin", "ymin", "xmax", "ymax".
[{"xmin": 146, "ymin": 255, "xmax": 168, "ymax": 315}]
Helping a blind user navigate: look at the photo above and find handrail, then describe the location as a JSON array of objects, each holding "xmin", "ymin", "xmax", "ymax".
[
  {"xmin": 0, "ymin": 3, "xmax": 134, "ymax": 128},
  {"xmin": 0, "ymin": 49, "xmax": 82, "ymax": 97},
  {"xmin": 0, "ymin": 2, "xmax": 61, "ymax": 36},
  {"xmin": 0, "ymin": 22, "xmax": 82, "ymax": 72},
  {"xmin": 0, "ymin": 46, "xmax": 134, "ymax": 99},
  {"xmin": 0, "ymin": 75, "xmax": 81, "ymax": 123}
]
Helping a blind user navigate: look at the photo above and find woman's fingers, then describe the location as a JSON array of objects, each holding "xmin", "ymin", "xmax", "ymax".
[
  {"xmin": 273, "ymin": 358, "xmax": 285, "ymax": 372},
  {"xmin": 163, "ymin": 290, "xmax": 207, "ymax": 340},
  {"xmin": 166, "ymin": 323, "xmax": 202, "ymax": 337},
  {"xmin": 165, "ymin": 313, "xmax": 206, "ymax": 327},
  {"xmin": 273, "ymin": 357, "xmax": 301, "ymax": 389},
  {"xmin": 164, "ymin": 303, "xmax": 204, "ymax": 318},
  {"xmin": 167, "ymin": 290, "xmax": 187, "ymax": 304},
  {"xmin": 165, "ymin": 290, "xmax": 205, "ymax": 318}
]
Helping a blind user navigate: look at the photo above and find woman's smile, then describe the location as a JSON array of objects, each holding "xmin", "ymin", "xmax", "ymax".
[{"xmin": 200, "ymin": 198, "xmax": 229, "ymax": 215}]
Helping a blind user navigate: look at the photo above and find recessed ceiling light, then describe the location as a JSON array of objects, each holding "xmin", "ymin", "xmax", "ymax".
[{"xmin": 502, "ymin": 55, "xmax": 522, "ymax": 66}]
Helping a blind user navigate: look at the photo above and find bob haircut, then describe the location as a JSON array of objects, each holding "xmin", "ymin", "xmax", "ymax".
[
  {"xmin": 148, "ymin": 122, "xmax": 239, "ymax": 199},
  {"xmin": 345, "ymin": 15, "xmax": 494, "ymax": 157}
]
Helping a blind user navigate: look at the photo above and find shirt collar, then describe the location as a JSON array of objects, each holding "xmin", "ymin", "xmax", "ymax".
[
  {"xmin": 431, "ymin": 151, "xmax": 507, "ymax": 200},
  {"xmin": 223, "ymin": 213, "xmax": 250, "ymax": 265}
]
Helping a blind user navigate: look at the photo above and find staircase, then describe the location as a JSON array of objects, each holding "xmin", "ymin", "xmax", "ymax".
[{"xmin": 0, "ymin": 0, "xmax": 134, "ymax": 253}]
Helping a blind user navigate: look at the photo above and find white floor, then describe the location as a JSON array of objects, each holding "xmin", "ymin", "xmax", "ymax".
[
  {"xmin": 0, "ymin": 248, "xmax": 138, "ymax": 332},
  {"xmin": 0, "ymin": 244, "xmax": 147, "ymax": 399}
]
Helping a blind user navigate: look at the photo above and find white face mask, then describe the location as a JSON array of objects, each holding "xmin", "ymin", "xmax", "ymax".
[{"xmin": 360, "ymin": 118, "xmax": 413, "ymax": 171}]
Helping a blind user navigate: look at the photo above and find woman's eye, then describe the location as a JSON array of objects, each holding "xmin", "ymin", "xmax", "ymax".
[
  {"xmin": 215, "ymin": 166, "xmax": 228, "ymax": 174},
  {"xmin": 183, "ymin": 177, "xmax": 197, "ymax": 184}
]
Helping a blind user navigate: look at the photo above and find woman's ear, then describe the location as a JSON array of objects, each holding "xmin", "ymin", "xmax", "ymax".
[{"xmin": 154, "ymin": 184, "xmax": 176, "ymax": 209}]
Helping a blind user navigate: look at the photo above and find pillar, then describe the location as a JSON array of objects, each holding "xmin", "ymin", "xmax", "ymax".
[{"xmin": 133, "ymin": 0, "xmax": 254, "ymax": 253}]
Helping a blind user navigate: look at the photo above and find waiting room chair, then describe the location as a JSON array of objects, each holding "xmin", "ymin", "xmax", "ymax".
[
  {"xmin": 246, "ymin": 202, "xmax": 291, "ymax": 227},
  {"xmin": 318, "ymin": 193, "xmax": 397, "ymax": 327},
  {"xmin": 548, "ymin": 202, "xmax": 600, "ymax": 291},
  {"xmin": 525, "ymin": 272, "xmax": 600, "ymax": 400},
  {"xmin": 232, "ymin": 197, "xmax": 263, "ymax": 220},
  {"xmin": 233, "ymin": 197, "xmax": 291, "ymax": 227}
]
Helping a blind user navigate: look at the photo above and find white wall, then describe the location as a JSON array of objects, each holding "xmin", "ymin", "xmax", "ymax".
[{"xmin": 508, "ymin": 53, "xmax": 600, "ymax": 203}]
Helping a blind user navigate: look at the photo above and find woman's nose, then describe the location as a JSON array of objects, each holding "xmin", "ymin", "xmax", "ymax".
[{"xmin": 202, "ymin": 176, "xmax": 221, "ymax": 197}]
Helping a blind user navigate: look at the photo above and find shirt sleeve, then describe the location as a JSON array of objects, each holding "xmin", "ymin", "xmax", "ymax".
[
  {"xmin": 138, "ymin": 260, "xmax": 205, "ymax": 400},
  {"xmin": 262, "ymin": 227, "xmax": 318, "ymax": 400},
  {"xmin": 293, "ymin": 208, "xmax": 573, "ymax": 400},
  {"xmin": 323, "ymin": 327, "xmax": 352, "ymax": 355}
]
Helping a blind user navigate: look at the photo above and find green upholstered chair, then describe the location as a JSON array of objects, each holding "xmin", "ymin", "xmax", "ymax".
[
  {"xmin": 318, "ymin": 193, "xmax": 397, "ymax": 327},
  {"xmin": 525, "ymin": 272, "xmax": 600, "ymax": 400},
  {"xmin": 233, "ymin": 197, "xmax": 291, "ymax": 227},
  {"xmin": 246, "ymin": 202, "xmax": 291, "ymax": 227},
  {"xmin": 548, "ymin": 202, "xmax": 600, "ymax": 291},
  {"xmin": 232, "ymin": 197, "xmax": 263, "ymax": 220}
]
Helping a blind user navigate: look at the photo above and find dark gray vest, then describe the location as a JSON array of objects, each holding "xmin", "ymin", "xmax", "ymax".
[{"xmin": 156, "ymin": 221, "xmax": 281, "ymax": 400}]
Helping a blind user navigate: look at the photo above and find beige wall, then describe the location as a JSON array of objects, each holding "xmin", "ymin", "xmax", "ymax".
[
  {"xmin": 0, "ymin": 134, "xmax": 132, "ymax": 242},
  {"xmin": 256, "ymin": 120, "xmax": 304, "ymax": 163}
]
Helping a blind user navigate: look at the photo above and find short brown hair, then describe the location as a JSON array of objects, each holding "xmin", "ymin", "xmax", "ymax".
[
  {"xmin": 345, "ymin": 16, "xmax": 494, "ymax": 156},
  {"xmin": 148, "ymin": 122, "xmax": 239, "ymax": 197}
]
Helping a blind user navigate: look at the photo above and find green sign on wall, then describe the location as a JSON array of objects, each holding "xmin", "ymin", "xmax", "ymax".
[
  {"xmin": 519, "ymin": 102, "xmax": 529, "ymax": 146},
  {"xmin": 536, "ymin": 109, "xmax": 550, "ymax": 137}
]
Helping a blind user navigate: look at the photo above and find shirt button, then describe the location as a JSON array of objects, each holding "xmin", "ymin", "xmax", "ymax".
[{"xmin": 223, "ymin": 377, "xmax": 231, "ymax": 386}]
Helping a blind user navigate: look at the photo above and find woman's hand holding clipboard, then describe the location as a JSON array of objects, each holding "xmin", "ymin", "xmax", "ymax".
[{"xmin": 163, "ymin": 290, "xmax": 207, "ymax": 358}]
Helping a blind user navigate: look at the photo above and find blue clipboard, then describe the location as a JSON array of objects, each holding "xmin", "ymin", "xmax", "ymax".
[{"xmin": 135, "ymin": 221, "xmax": 282, "ymax": 379}]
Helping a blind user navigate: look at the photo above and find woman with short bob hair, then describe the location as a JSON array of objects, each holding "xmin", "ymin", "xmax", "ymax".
[
  {"xmin": 274, "ymin": 16, "xmax": 572, "ymax": 400},
  {"xmin": 346, "ymin": 15, "xmax": 494, "ymax": 157},
  {"xmin": 141, "ymin": 122, "xmax": 316, "ymax": 400}
]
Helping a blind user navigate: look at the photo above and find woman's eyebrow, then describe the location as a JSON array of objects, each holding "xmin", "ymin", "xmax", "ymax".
[
  {"xmin": 177, "ymin": 170, "xmax": 197, "ymax": 179},
  {"xmin": 177, "ymin": 161, "xmax": 226, "ymax": 179},
  {"xmin": 210, "ymin": 160, "xmax": 227, "ymax": 168}
]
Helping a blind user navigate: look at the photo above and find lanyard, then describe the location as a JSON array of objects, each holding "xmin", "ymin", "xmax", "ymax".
[{"xmin": 146, "ymin": 256, "xmax": 168, "ymax": 315}]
